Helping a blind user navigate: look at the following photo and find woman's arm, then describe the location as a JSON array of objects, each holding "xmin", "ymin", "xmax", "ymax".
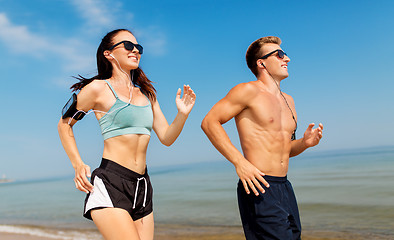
[
  {"xmin": 58, "ymin": 118, "xmax": 94, "ymax": 193},
  {"xmin": 57, "ymin": 82, "xmax": 101, "ymax": 193},
  {"xmin": 152, "ymin": 85, "xmax": 196, "ymax": 146}
]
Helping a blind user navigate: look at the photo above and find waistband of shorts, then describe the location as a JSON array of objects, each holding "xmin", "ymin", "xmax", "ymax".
[
  {"xmin": 263, "ymin": 175, "xmax": 288, "ymax": 183},
  {"xmin": 99, "ymin": 158, "xmax": 148, "ymax": 180}
]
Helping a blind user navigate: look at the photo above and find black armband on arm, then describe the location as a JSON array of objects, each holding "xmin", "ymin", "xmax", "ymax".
[{"xmin": 61, "ymin": 93, "xmax": 86, "ymax": 120}]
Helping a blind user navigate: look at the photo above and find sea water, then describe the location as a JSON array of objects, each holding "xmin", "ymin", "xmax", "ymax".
[
  {"xmin": 0, "ymin": 146, "xmax": 393, "ymax": 239},
  {"xmin": 291, "ymin": 146, "xmax": 394, "ymax": 236}
]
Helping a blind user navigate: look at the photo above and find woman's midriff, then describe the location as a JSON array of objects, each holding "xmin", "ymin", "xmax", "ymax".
[{"xmin": 102, "ymin": 134, "xmax": 150, "ymax": 174}]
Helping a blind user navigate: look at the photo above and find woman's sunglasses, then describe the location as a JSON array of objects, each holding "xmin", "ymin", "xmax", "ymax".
[
  {"xmin": 108, "ymin": 41, "xmax": 143, "ymax": 54},
  {"xmin": 260, "ymin": 49, "xmax": 287, "ymax": 59}
]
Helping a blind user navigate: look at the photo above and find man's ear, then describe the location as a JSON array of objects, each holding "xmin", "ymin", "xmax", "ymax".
[{"xmin": 257, "ymin": 59, "xmax": 265, "ymax": 68}]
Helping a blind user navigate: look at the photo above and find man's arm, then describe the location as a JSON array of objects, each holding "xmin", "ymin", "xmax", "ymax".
[
  {"xmin": 201, "ymin": 83, "xmax": 269, "ymax": 196},
  {"xmin": 290, "ymin": 123, "xmax": 323, "ymax": 157}
]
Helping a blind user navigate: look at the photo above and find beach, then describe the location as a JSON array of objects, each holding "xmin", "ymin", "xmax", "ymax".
[
  {"xmin": 0, "ymin": 232, "xmax": 51, "ymax": 240},
  {"xmin": 1, "ymin": 146, "xmax": 394, "ymax": 239},
  {"xmin": 1, "ymin": 226, "xmax": 394, "ymax": 240}
]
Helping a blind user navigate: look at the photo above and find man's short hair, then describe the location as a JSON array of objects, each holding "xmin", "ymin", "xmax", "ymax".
[{"xmin": 246, "ymin": 36, "xmax": 282, "ymax": 76}]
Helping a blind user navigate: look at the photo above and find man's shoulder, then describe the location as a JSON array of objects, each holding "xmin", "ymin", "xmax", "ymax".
[
  {"xmin": 221, "ymin": 81, "xmax": 261, "ymax": 105},
  {"xmin": 230, "ymin": 80, "xmax": 261, "ymax": 95},
  {"xmin": 281, "ymin": 91, "xmax": 294, "ymax": 103}
]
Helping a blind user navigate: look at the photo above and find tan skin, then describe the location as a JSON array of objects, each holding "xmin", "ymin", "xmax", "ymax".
[
  {"xmin": 201, "ymin": 43, "xmax": 323, "ymax": 196},
  {"xmin": 58, "ymin": 31, "xmax": 196, "ymax": 240}
]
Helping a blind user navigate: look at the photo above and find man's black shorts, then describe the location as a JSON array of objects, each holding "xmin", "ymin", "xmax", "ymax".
[{"xmin": 237, "ymin": 175, "xmax": 301, "ymax": 240}]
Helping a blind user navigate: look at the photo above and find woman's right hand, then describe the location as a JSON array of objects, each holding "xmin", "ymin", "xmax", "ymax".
[{"xmin": 74, "ymin": 164, "xmax": 94, "ymax": 193}]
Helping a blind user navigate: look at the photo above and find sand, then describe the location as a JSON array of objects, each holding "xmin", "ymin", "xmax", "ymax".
[
  {"xmin": 0, "ymin": 232, "xmax": 54, "ymax": 240},
  {"xmin": 0, "ymin": 231, "xmax": 369, "ymax": 240},
  {"xmin": 1, "ymin": 225, "xmax": 393, "ymax": 240}
]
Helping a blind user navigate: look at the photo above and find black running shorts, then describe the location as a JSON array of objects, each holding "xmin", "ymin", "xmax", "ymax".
[
  {"xmin": 83, "ymin": 158, "xmax": 153, "ymax": 221},
  {"xmin": 237, "ymin": 175, "xmax": 301, "ymax": 240}
]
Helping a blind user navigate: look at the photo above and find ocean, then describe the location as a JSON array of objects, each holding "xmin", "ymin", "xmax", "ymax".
[{"xmin": 0, "ymin": 146, "xmax": 393, "ymax": 239}]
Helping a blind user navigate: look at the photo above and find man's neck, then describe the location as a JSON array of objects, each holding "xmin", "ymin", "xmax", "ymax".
[{"xmin": 257, "ymin": 72, "xmax": 283, "ymax": 94}]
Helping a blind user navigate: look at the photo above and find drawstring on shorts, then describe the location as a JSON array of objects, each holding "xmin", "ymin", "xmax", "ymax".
[{"xmin": 133, "ymin": 177, "xmax": 147, "ymax": 209}]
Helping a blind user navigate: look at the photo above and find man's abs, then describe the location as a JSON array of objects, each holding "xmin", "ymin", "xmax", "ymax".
[{"xmin": 237, "ymin": 126, "xmax": 292, "ymax": 176}]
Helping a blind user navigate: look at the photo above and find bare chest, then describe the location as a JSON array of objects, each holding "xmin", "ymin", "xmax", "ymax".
[{"xmin": 236, "ymin": 94, "xmax": 296, "ymax": 133}]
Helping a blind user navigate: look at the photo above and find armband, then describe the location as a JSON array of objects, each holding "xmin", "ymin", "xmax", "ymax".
[{"xmin": 61, "ymin": 93, "xmax": 86, "ymax": 120}]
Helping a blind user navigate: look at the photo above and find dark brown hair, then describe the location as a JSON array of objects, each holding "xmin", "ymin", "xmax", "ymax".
[
  {"xmin": 71, "ymin": 29, "xmax": 156, "ymax": 101},
  {"xmin": 246, "ymin": 36, "xmax": 281, "ymax": 77}
]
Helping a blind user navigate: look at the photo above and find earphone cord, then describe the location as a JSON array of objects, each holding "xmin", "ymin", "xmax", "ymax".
[
  {"xmin": 111, "ymin": 53, "xmax": 134, "ymax": 104},
  {"xmin": 267, "ymin": 71, "xmax": 298, "ymax": 134}
]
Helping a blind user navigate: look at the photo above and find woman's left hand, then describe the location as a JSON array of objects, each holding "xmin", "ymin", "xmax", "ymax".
[{"xmin": 176, "ymin": 85, "xmax": 196, "ymax": 115}]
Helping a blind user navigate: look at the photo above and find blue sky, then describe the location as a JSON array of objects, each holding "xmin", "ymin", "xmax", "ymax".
[{"xmin": 1, "ymin": 0, "xmax": 393, "ymax": 180}]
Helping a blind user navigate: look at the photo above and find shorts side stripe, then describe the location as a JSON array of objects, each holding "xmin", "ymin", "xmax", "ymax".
[{"xmin": 84, "ymin": 176, "xmax": 114, "ymax": 214}]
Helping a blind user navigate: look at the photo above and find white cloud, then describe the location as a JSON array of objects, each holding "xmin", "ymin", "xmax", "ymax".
[
  {"xmin": 0, "ymin": 12, "xmax": 94, "ymax": 72},
  {"xmin": 0, "ymin": 13, "xmax": 50, "ymax": 57},
  {"xmin": 70, "ymin": 0, "xmax": 119, "ymax": 33},
  {"xmin": 69, "ymin": 0, "xmax": 166, "ymax": 56},
  {"xmin": 0, "ymin": 0, "xmax": 167, "ymax": 83}
]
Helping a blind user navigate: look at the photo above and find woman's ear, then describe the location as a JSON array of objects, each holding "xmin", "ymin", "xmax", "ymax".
[{"xmin": 104, "ymin": 51, "xmax": 112, "ymax": 60}]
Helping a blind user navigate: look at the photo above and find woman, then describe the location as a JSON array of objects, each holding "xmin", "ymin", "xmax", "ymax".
[{"xmin": 57, "ymin": 29, "xmax": 196, "ymax": 240}]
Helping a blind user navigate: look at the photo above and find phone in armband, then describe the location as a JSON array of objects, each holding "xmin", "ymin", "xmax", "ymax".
[{"xmin": 62, "ymin": 93, "xmax": 86, "ymax": 120}]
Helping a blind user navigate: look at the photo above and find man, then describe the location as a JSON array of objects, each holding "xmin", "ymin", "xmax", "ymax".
[{"xmin": 201, "ymin": 36, "xmax": 323, "ymax": 240}]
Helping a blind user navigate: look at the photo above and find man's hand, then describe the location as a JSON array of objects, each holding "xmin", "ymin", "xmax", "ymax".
[
  {"xmin": 303, "ymin": 123, "xmax": 323, "ymax": 148},
  {"xmin": 235, "ymin": 159, "xmax": 270, "ymax": 196}
]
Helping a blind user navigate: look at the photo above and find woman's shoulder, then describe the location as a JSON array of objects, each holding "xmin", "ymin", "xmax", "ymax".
[
  {"xmin": 77, "ymin": 79, "xmax": 108, "ymax": 99},
  {"xmin": 81, "ymin": 79, "xmax": 107, "ymax": 93}
]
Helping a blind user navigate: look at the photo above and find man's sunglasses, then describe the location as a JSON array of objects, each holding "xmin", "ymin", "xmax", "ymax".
[
  {"xmin": 108, "ymin": 41, "xmax": 143, "ymax": 54},
  {"xmin": 260, "ymin": 49, "xmax": 287, "ymax": 59}
]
